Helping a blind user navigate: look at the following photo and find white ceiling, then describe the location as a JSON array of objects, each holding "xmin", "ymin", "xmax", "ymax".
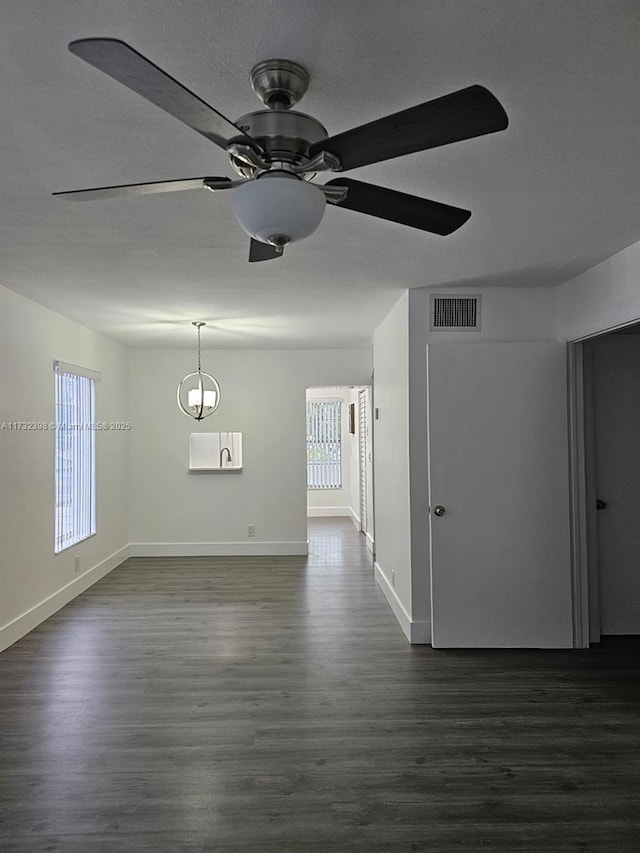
[{"xmin": 2, "ymin": 0, "xmax": 640, "ymax": 348}]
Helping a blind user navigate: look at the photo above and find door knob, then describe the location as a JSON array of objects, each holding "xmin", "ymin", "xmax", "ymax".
[{"xmin": 433, "ymin": 505, "xmax": 446, "ymax": 517}]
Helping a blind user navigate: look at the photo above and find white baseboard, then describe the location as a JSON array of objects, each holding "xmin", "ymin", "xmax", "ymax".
[
  {"xmin": 365, "ymin": 532, "xmax": 375, "ymax": 555},
  {"xmin": 349, "ymin": 508, "xmax": 360, "ymax": 529},
  {"xmin": 307, "ymin": 506, "xmax": 352, "ymax": 517},
  {"xmin": 374, "ymin": 562, "xmax": 431, "ymax": 645},
  {"xmin": 0, "ymin": 545, "xmax": 130, "ymax": 653},
  {"xmin": 129, "ymin": 541, "xmax": 309, "ymax": 557}
]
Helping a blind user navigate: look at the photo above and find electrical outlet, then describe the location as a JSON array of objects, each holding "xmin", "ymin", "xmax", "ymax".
[
  {"xmin": 247, "ymin": 524, "xmax": 255, "ymax": 538},
  {"xmin": 391, "ymin": 568, "xmax": 395, "ymax": 587},
  {"xmin": 74, "ymin": 556, "xmax": 81, "ymax": 574}
]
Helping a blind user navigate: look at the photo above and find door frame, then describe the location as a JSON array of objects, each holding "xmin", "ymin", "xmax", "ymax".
[
  {"xmin": 358, "ymin": 384, "xmax": 375, "ymax": 554},
  {"xmin": 568, "ymin": 317, "xmax": 640, "ymax": 646},
  {"xmin": 567, "ymin": 341, "xmax": 590, "ymax": 648}
]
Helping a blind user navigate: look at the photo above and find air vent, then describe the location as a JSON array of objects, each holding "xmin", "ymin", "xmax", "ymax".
[{"xmin": 430, "ymin": 295, "xmax": 480, "ymax": 330}]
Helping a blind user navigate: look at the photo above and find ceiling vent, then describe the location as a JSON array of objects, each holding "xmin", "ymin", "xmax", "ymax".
[{"xmin": 430, "ymin": 295, "xmax": 481, "ymax": 331}]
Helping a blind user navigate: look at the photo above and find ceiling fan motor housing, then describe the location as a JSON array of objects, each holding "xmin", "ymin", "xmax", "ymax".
[
  {"xmin": 231, "ymin": 110, "xmax": 328, "ymax": 178},
  {"xmin": 249, "ymin": 59, "xmax": 310, "ymax": 110}
]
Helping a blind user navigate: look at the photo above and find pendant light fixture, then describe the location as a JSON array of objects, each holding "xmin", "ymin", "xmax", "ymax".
[{"xmin": 177, "ymin": 322, "xmax": 221, "ymax": 420}]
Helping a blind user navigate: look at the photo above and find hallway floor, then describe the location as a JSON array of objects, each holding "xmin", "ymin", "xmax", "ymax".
[{"xmin": 1, "ymin": 518, "xmax": 639, "ymax": 851}]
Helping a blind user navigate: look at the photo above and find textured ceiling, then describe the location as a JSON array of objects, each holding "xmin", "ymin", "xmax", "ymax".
[{"xmin": 2, "ymin": 0, "xmax": 640, "ymax": 347}]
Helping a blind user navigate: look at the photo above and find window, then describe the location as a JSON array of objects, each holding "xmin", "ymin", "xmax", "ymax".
[
  {"xmin": 307, "ymin": 399, "xmax": 342, "ymax": 489},
  {"xmin": 54, "ymin": 361, "xmax": 99, "ymax": 553}
]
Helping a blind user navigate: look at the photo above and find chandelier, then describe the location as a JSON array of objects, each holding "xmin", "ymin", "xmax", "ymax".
[{"xmin": 176, "ymin": 322, "xmax": 221, "ymax": 420}]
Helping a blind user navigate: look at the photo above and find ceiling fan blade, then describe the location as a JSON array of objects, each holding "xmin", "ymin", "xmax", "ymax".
[
  {"xmin": 53, "ymin": 177, "xmax": 233, "ymax": 201},
  {"xmin": 249, "ymin": 239, "xmax": 284, "ymax": 262},
  {"xmin": 309, "ymin": 85, "xmax": 508, "ymax": 171},
  {"xmin": 68, "ymin": 38, "xmax": 263, "ymax": 152},
  {"xmin": 325, "ymin": 178, "xmax": 471, "ymax": 236}
]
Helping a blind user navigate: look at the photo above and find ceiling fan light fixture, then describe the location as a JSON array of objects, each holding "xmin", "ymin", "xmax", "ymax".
[{"xmin": 231, "ymin": 173, "xmax": 326, "ymax": 246}]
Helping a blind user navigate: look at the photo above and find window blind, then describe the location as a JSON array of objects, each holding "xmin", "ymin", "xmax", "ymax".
[
  {"xmin": 307, "ymin": 400, "xmax": 342, "ymax": 489},
  {"xmin": 54, "ymin": 365, "xmax": 97, "ymax": 553}
]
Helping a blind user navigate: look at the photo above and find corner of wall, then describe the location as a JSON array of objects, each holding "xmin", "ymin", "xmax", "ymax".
[
  {"xmin": 374, "ymin": 563, "xmax": 431, "ymax": 644},
  {"xmin": 1, "ymin": 546, "xmax": 130, "ymax": 653}
]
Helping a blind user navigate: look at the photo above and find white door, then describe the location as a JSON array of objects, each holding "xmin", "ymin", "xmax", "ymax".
[{"xmin": 428, "ymin": 343, "xmax": 574, "ymax": 648}]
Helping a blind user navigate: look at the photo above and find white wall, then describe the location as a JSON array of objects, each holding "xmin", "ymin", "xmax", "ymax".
[
  {"xmin": 0, "ymin": 285, "xmax": 129, "ymax": 651},
  {"xmin": 128, "ymin": 349, "xmax": 371, "ymax": 554},
  {"xmin": 414, "ymin": 287, "xmax": 558, "ymax": 346},
  {"xmin": 557, "ymin": 239, "xmax": 640, "ymax": 341},
  {"xmin": 306, "ymin": 387, "xmax": 355, "ymax": 519},
  {"xmin": 372, "ymin": 292, "xmax": 413, "ymax": 631}
]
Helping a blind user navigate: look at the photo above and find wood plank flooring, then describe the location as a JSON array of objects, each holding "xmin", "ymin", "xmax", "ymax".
[{"xmin": 1, "ymin": 518, "xmax": 640, "ymax": 852}]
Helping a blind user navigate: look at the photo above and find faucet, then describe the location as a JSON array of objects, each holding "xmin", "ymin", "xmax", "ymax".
[{"xmin": 219, "ymin": 446, "xmax": 232, "ymax": 467}]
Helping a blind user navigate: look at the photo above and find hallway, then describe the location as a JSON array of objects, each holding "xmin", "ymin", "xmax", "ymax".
[{"xmin": 1, "ymin": 519, "xmax": 639, "ymax": 851}]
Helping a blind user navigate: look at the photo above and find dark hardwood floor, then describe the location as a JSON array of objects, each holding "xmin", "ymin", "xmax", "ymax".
[{"xmin": 1, "ymin": 518, "xmax": 640, "ymax": 852}]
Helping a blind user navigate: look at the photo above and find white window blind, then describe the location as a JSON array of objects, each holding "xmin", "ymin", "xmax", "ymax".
[
  {"xmin": 307, "ymin": 400, "xmax": 342, "ymax": 489},
  {"xmin": 54, "ymin": 362, "xmax": 97, "ymax": 553}
]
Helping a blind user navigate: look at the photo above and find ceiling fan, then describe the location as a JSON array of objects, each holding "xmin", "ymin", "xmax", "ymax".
[{"xmin": 54, "ymin": 39, "xmax": 509, "ymax": 262}]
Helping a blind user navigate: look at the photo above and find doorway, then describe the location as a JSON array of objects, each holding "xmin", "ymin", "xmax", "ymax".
[
  {"xmin": 571, "ymin": 322, "xmax": 640, "ymax": 643},
  {"xmin": 305, "ymin": 386, "xmax": 374, "ymax": 551}
]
